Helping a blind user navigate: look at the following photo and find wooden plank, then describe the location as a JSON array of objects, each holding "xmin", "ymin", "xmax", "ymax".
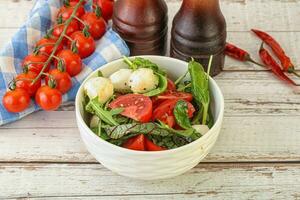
[{"xmin": 0, "ymin": 163, "xmax": 300, "ymax": 199}]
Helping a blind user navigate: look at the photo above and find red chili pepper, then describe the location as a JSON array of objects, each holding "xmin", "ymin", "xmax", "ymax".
[
  {"xmin": 259, "ymin": 43, "xmax": 298, "ymax": 86},
  {"xmin": 252, "ymin": 29, "xmax": 300, "ymax": 78},
  {"xmin": 225, "ymin": 43, "xmax": 263, "ymax": 67}
]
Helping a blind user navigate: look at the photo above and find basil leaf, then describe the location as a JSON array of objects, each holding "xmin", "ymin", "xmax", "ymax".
[
  {"xmin": 188, "ymin": 59, "xmax": 210, "ymax": 124},
  {"xmin": 143, "ymin": 72, "xmax": 168, "ymax": 97},
  {"xmin": 86, "ymin": 99, "xmax": 119, "ymax": 126},
  {"xmin": 173, "ymin": 100, "xmax": 192, "ymax": 129}
]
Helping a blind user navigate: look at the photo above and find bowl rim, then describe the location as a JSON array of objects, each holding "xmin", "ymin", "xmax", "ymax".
[{"xmin": 75, "ymin": 55, "xmax": 224, "ymax": 155}]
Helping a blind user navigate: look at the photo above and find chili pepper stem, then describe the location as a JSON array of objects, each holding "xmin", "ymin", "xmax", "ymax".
[
  {"xmin": 292, "ymin": 71, "xmax": 300, "ymax": 78},
  {"xmin": 32, "ymin": 0, "xmax": 85, "ymax": 84},
  {"xmin": 248, "ymin": 58, "xmax": 265, "ymax": 68}
]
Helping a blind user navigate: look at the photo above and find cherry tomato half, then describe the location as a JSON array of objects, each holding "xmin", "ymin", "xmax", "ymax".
[
  {"xmin": 122, "ymin": 134, "xmax": 146, "ymax": 151},
  {"xmin": 145, "ymin": 137, "xmax": 166, "ymax": 151},
  {"xmin": 22, "ymin": 54, "xmax": 50, "ymax": 74},
  {"xmin": 152, "ymin": 99, "xmax": 195, "ymax": 125},
  {"xmin": 93, "ymin": 0, "xmax": 114, "ymax": 21},
  {"xmin": 55, "ymin": 49, "xmax": 82, "ymax": 77},
  {"xmin": 35, "ymin": 37, "xmax": 63, "ymax": 56},
  {"xmin": 3, "ymin": 88, "xmax": 31, "ymax": 113},
  {"xmin": 167, "ymin": 79, "xmax": 176, "ymax": 91},
  {"xmin": 35, "ymin": 86, "xmax": 62, "ymax": 111},
  {"xmin": 15, "ymin": 71, "xmax": 41, "ymax": 97},
  {"xmin": 109, "ymin": 94, "xmax": 152, "ymax": 123},
  {"xmin": 45, "ymin": 69, "xmax": 72, "ymax": 94},
  {"xmin": 80, "ymin": 12, "xmax": 106, "ymax": 40},
  {"xmin": 157, "ymin": 90, "xmax": 193, "ymax": 102}
]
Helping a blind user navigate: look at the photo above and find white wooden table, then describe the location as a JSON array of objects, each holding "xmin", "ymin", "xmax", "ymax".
[{"xmin": 1, "ymin": 0, "xmax": 300, "ymax": 199}]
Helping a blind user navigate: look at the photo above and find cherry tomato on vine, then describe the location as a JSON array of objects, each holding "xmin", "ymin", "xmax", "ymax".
[
  {"xmin": 45, "ymin": 69, "xmax": 72, "ymax": 94},
  {"xmin": 57, "ymin": 2, "xmax": 85, "ymax": 21},
  {"xmin": 35, "ymin": 86, "xmax": 62, "ymax": 111},
  {"xmin": 3, "ymin": 88, "xmax": 31, "ymax": 113},
  {"xmin": 55, "ymin": 49, "xmax": 82, "ymax": 77},
  {"xmin": 52, "ymin": 20, "xmax": 79, "ymax": 44},
  {"xmin": 80, "ymin": 12, "xmax": 106, "ymax": 40},
  {"xmin": 22, "ymin": 54, "xmax": 50, "ymax": 74},
  {"xmin": 93, "ymin": 0, "xmax": 114, "ymax": 21},
  {"xmin": 69, "ymin": 31, "xmax": 96, "ymax": 58},
  {"xmin": 35, "ymin": 37, "xmax": 63, "ymax": 56},
  {"xmin": 15, "ymin": 71, "xmax": 41, "ymax": 97}
]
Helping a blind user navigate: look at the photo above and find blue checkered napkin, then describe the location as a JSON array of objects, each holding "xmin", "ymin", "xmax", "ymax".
[{"xmin": 0, "ymin": 0, "xmax": 130, "ymax": 126}]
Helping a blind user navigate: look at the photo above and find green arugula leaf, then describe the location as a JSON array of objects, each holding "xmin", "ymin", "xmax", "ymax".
[
  {"xmin": 86, "ymin": 98, "xmax": 119, "ymax": 126},
  {"xmin": 173, "ymin": 100, "xmax": 192, "ymax": 129}
]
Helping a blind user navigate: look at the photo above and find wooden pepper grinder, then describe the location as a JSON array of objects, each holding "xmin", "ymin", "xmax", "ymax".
[{"xmin": 112, "ymin": 0, "xmax": 168, "ymax": 56}]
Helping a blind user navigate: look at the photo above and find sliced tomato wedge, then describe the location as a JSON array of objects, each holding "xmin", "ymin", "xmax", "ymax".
[
  {"xmin": 145, "ymin": 137, "xmax": 166, "ymax": 151},
  {"xmin": 152, "ymin": 99, "xmax": 195, "ymax": 125},
  {"xmin": 167, "ymin": 79, "xmax": 176, "ymax": 91},
  {"xmin": 122, "ymin": 134, "xmax": 145, "ymax": 151},
  {"xmin": 109, "ymin": 94, "xmax": 152, "ymax": 123},
  {"xmin": 157, "ymin": 90, "xmax": 193, "ymax": 102}
]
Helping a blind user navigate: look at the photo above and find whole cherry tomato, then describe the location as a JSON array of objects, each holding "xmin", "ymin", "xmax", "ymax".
[
  {"xmin": 55, "ymin": 49, "xmax": 82, "ymax": 77},
  {"xmin": 80, "ymin": 12, "xmax": 106, "ymax": 40},
  {"xmin": 35, "ymin": 85, "xmax": 62, "ymax": 111},
  {"xmin": 57, "ymin": 2, "xmax": 85, "ymax": 21},
  {"xmin": 69, "ymin": 31, "xmax": 96, "ymax": 58},
  {"xmin": 15, "ymin": 71, "xmax": 41, "ymax": 97},
  {"xmin": 22, "ymin": 54, "xmax": 50, "ymax": 74},
  {"xmin": 45, "ymin": 68, "xmax": 72, "ymax": 94},
  {"xmin": 35, "ymin": 37, "xmax": 63, "ymax": 57},
  {"xmin": 93, "ymin": 0, "xmax": 114, "ymax": 21},
  {"xmin": 3, "ymin": 88, "xmax": 31, "ymax": 113},
  {"xmin": 52, "ymin": 20, "xmax": 79, "ymax": 44}
]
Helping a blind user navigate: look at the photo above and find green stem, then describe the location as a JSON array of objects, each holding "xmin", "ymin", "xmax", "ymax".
[
  {"xmin": 202, "ymin": 104, "xmax": 208, "ymax": 125},
  {"xmin": 292, "ymin": 70, "xmax": 300, "ymax": 78},
  {"xmin": 175, "ymin": 70, "xmax": 188, "ymax": 86},
  {"xmin": 123, "ymin": 56, "xmax": 136, "ymax": 70},
  {"xmin": 73, "ymin": 15, "xmax": 87, "ymax": 27},
  {"xmin": 177, "ymin": 83, "xmax": 191, "ymax": 92},
  {"xmin": 32, "ymin": 0, "xmax": 85, "ymax": 84},
  {"xmin": 207, "ymin": 55, "xmax": 213, "ymax": 76}
]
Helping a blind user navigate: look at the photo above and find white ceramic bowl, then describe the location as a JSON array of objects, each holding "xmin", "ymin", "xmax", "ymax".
[{"xmin": 75, "ymin": 56, "xmax": 224, "ymax": 180}]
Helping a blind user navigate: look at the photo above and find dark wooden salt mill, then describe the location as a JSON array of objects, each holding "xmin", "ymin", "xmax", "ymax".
[
  {"xmin": 112, "ymin": 0, "xmax": 168, "ymax": 56},
  {"xmin": 170, "ymin": 0, "xmax": 227, "ymax": 76}
]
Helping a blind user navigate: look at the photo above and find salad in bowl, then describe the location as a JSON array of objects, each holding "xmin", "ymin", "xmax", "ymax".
[
  {"xmin": 82, "ymin": 56, "xmax": 214, "ymax": 151},
  {"xmin": 76, "ymin": 56, "xmax": 224, "ymax": 180}
]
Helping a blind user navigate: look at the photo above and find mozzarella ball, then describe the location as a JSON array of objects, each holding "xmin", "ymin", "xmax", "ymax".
[
  {"xmin": 129, "ymin": 68, "xmax": 159, "ymax": 93},
  {"xmin": 192, "ymin": 125, "xmax": 210, "ymax": 136},
  {"xmin": 84, "ymin": 77, "xmax": 114, "ymax": 104},
  {"xmin": 109, "ymin": 69, "xmax": 133, "ymax": 92},
  {"xmin": 90, "ymin": 115, "xmax": 100, "ymax": 128}
]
